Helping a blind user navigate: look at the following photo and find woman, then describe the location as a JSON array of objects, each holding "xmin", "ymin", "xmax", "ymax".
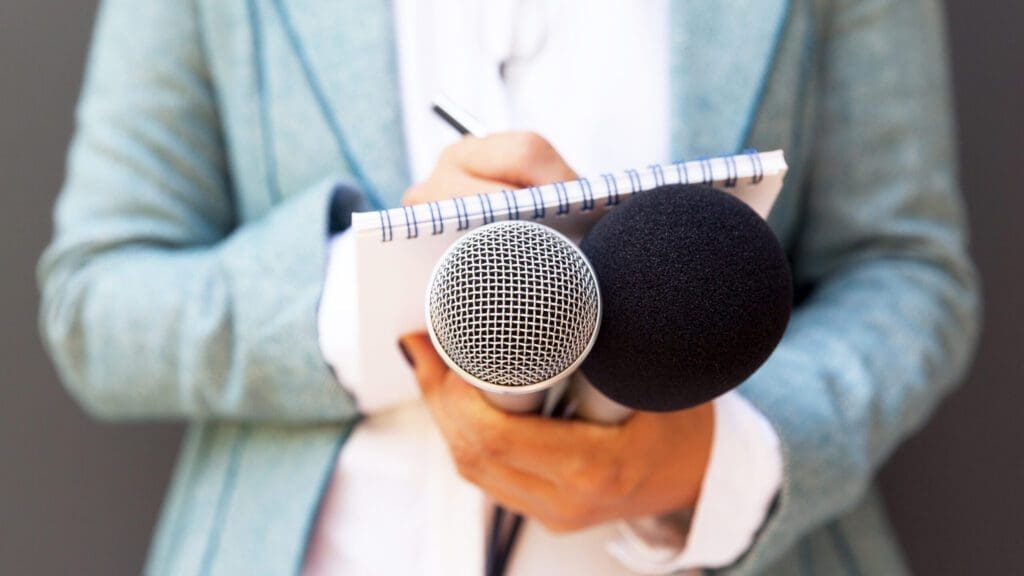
[{"xmin": 39, "ymin": 0, "xmax": 979, "ymax": 574}]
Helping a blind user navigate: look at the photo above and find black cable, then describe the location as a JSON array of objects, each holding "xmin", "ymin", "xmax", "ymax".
[
  {"xmin": 493, "ymin": 511, "xmax": 524, "ymax": 576},
  {"xmin": 486, "ymin": 505, "xmax": 505, "ymax": 576},
  {"xmin": 491, "ymin": 393, "xmax": 578, "ymax": 575}
]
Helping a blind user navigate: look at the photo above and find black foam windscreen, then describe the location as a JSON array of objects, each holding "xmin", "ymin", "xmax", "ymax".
[{"xmin": 579, "ymin": 184, "xmax": 792, "ymax": 412}]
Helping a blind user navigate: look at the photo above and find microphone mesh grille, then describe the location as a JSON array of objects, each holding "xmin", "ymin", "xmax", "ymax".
[{"xmin": 428, "ymin": 222, "xmax": 600, "ymax": 388}]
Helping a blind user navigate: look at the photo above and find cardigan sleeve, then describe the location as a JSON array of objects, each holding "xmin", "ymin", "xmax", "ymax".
[
  {"xmin": 718, "ymin": 0, "xmax": 980, "ymax": 572},
  {"xmin": 37, "ymin": 0, "xmax": 361, "ymax": 422}
]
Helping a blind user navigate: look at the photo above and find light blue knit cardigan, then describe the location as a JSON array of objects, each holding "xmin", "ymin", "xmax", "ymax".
[{"xmin": 38, "ymin": 0, "xmax": 979, "ymax": 574}]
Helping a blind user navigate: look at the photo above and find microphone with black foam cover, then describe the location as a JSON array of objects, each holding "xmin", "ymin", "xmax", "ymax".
[
  {"xmin": 572, "ymin": 183, "xmax": 793, "ymax": 422},
  {"xmin": 425, "ymin": 220, "xmax": 602, "ymax": 414}
]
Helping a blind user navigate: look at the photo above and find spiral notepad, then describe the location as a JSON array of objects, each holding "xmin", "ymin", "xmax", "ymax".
[{"xmin": 332, "ymin": 150, "xmax": 788, "ymax": 401}]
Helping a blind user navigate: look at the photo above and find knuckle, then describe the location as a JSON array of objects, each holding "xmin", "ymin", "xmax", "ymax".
[
  {"xmin": 524, "ymin": 132, "xmax": 557, "ymax": 154},
  {"xmin": 450, "ymin": 439, "xmax": 482, "ymax": 481},
  {"xmin": 603, "ymin": 464, "xmax": 632, "ymax": 498},
  {"xmin": 568, "ymin": 455, "xmax": 636, "ymax": 500},
  {"xmin": 516, "ymin": 132, "xmax": 554, "ymax": 159},
  {"xmin": 574, "ymin": 467, "xmax": 616, "ymax": 496},
  {"xmin": 564, "ymin": 456, "xmax": 603, "ymax": 493},
  {"xmin": 542, "ymin": 506, "xmax": 590, "ymax": 534},
  {"xmin": 612, "ymin": 462, "xmax": 644, "ymax": 498},
  {"xmin": 439, "ymin": 140, "xmax": 467, "ymax": 165},
  {"xmin": 475, "ymin": 424, "xmax": 504, "ymax": 459}
]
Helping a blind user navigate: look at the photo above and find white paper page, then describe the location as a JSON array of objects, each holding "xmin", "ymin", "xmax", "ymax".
[{"xmin": 349, "ymin": 150, "xmax": 788, "ymax": 398}]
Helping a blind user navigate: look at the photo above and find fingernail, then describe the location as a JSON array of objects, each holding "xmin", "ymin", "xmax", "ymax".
[{"xmin": 398, "ymin": 339, "xmax": 415, "ymax": 368}]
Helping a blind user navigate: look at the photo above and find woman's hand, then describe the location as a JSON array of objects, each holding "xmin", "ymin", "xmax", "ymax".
[
  {"xmin": 400, "ymin": 333, "xmax": 714, "ymax": 533},
  {"xmin": 401, "ymin": 131, "xmax": 578, "ymax": 206}
]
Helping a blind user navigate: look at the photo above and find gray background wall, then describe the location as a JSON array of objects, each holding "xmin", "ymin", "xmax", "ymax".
[{"xmin": 1, "ymin": 2, "xmax": 1020, "ymax": 574}]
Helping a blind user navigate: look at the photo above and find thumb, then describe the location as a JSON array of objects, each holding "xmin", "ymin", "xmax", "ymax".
[
  {"xmin": 399, "ymin": 332, "xmax": 448, "ymax": 396},
  {"xmin": 455, "ymin": 132, "xmax": 578, "ymax": 188}
]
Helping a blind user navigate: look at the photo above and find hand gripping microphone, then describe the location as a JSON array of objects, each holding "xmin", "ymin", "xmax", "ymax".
[
  {"xmin": 492, "ymin": 184, "xmax": 794, "ymax": 576},
  {"xmin": 425, "ymin": 220, "xmax": 602, "ymax": 414},
  {"xmin": 424, "ymin": 187, "xmax": 792, "ymax": 576}
]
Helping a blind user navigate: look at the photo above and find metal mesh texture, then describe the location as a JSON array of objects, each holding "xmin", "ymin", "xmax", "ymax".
[{"xmin": 428, "ymin": 222, "xmax": 600, "ymax": 388}]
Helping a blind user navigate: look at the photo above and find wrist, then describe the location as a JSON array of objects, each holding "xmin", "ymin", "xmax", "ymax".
[{"xmin": 609, "ymin": 393, "xmax": 783, "ymax": 572}]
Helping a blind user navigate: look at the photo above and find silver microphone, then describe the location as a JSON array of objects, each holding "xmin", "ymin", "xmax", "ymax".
[{"xmin": 425, "ymin": 221, "xmax": 601, "ymax": 414}]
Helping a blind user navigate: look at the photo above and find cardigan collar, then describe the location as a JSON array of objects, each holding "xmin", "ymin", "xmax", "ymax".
[{"xmin": 274, "ymin": 0, "xmax": 790, "ymax": 207}]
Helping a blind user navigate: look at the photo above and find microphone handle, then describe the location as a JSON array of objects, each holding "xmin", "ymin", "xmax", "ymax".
[
  {"xmin": 482, "ymin": 383, "xmax": 555, "ymax": 576},
  {"xmin": 569, "ymin": 372, "xmax": 634, "ymax": 424},
  {"xmin": 572, "ymin": 375, "xmax": 694, "ymax": 556},
  {"xmin": 481, "ymin": 373, "xmax": 576, "ymax": 415},
  {"xmin": 481, "ymin": 390, "xmax": 548, "ymax": 414},
  {"xmin": 493, "ymin": 373, "xmax": 632, "ymax": 576}
]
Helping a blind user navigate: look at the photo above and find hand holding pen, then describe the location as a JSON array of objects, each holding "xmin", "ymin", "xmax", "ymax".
[{"xmin": 400, "ymin": 99, "xmax": 575, "ymax": 207}]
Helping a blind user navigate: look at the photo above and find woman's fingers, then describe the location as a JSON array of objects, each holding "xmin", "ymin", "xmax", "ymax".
[
  {"xmin": 443, "ymin": 132, "xmax": 579, "ymax": 187},
  {"xmin": 401, "ymin": 332, "xmax": 630, "ymax": 495},
  {"xmin": 463, "ymin": 457, "xmax": 607, "ymax": 533},
  {"xmin": 399, "ymin": 131, "xmax": 577, "ymax": 207},
  {"xmin": 479, "ymin": 416, "xmax": 626, "ymax": 491},
  {"xmin": 400, "ymin": 333, "xmax": 513, "ymax": 470},
  {"xmin": 400, "ymin": 331, "xmax": 710, "ymax": 531},
  {"xmin": 398, "ymin": 333, "xmax": 448, "ymax": 396}
]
